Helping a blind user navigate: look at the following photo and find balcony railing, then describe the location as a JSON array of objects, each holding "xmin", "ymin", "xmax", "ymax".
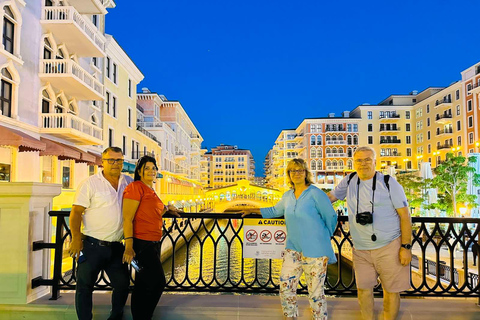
[
  {"xmin": 39, "ymin": 59, "xmax": 104, "ymax": 100},
  {"xmin": 40, "ymin": 113, "xmax": 102, "ymax": 145},
  {"xmin": 136, "ymin": 125, "xmax": 160, "ymax": 145},
  {"xmin": 33, "ymin": 213, "xmax": 480, "ymax": 300},
  {"xmin": 380, "ymin": 139, "xmax": 402, "ymax": 144},
  {"xmin": 325, "ymin": 128, "xmax": 346, "ymax": 132},
  {"xmin": 326, "ymin": 153, "xmax": 347, "ymax": 157},
  {"xmin": 381, "ymin": 152, "xmax": 402, "ymax": 157},
  {"xmin": 435, "ymin": 98, "xmax": 452, "ymax": 107},
  {"xmin": 437, "ymin": 128, "xmax": 453, "ymax": 136},
  {"xmin": 436, "ymin": 114, "xmax": 453, "ymax": 122},
  {"xmin": 379, "ymin": 114, "xmax": 400, "ymax": 119},
  {"xmin": 326, "ymin": 140, "xmax": 347, "ymax": 145},
  {"xmin": 437, "ymin": 143, "xmax": 454, "ymax": 150},
  {"xmin": 326, "ymin": 166, "xmax": 345, "ymax": 170},
  {"xmin": 41, "ymin": 6, "xmax": 105, "ymax": 56},
  {"xmin": 379, "ymin": 127, "xmax": 400, "ymax": 132}
]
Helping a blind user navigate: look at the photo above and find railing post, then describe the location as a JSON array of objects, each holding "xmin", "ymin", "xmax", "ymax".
[
  {"xmin": 478, "ymin": 235, "xmax": 480, "ymax": 306},
  {"xmin": 50, "ymin": 214, "xmax": 66, "ymax": 300}
]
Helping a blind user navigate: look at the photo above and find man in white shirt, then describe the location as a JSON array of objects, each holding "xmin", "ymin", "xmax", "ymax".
[{"xmin": 68, "ymin": 147, "xmax": 133, "ymax": 320}]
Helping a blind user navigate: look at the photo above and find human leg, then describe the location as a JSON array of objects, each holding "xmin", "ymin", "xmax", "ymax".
[
  {"xmin": 357, "ymin": 288, "xmax": 375, "ymax": 320},
  {"xmin": 75, "ymin": 239, "xmax": 104, "ymax": 320},
  {"xmin": 303, "ymin": 256, "xmax": 329, "ymax": 320},
  {"xmin": 279, "ymin": 249, "xmax": 304, "ymax": 319},
  {"xmin": 131, "ymin": 240, "xmax": 166, "ymax": 320},
  {"xmin": 382, "ymin": 289, "xmax": 400, "ymax": 320},
  {"xmin": 104, "ymin": 243, "xmax": 130, "ymax": 320},
  {"xmin": 353, "ymin": 248, "xmax": 378, "ymax": 320}
]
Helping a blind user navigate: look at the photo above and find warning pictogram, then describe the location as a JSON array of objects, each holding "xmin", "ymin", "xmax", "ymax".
[
  {"xmin": 274, "ymin": 230, "xmax": 286, "ymax": 243},
  {"xmin": 245, "ymin": 229, "xmax": 258, "ymax": 242},
  {"xmin": 260, "ymin": 230, "xmax": 272, "ymax": 242}
]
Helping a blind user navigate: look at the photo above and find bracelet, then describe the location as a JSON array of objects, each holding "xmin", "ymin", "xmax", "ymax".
[{"xmin": 124, "ymin": 237, "xmax": 134, "ymax": 240}]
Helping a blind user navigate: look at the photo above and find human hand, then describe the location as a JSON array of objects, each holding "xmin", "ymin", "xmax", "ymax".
[
  {"xmin": 399, "ymin": 248, "xmax": 412, "ymax": 266},
  {"xmin": 166, "ymin": 204, "xmax": 183, "ymax": 217},
  {"xmin": 68, "ymin": 237, "xmax": 83, "ymax": 259},
  {"xmin": 123, "ymin": 247, "xmax": 135, "ymax": 264},
  {"xmin": 241, "ymin": 210, "xmax": 261, "ymax": 218}
]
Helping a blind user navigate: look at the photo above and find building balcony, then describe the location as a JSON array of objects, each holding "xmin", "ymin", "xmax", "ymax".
[
  {"xmin": 326, "ymin": 153, "xmax": 347, "ymax": 157},
  {"xmin": 41, "ymin": 6, "xmax": 105, "ymax": 57},
  {"xmin": 381, "ymin": 152, "xmax": 402, "ymax": 157},
  {"xmin": 294, "ymin": 133, "xmax": 304, "ymax": 141},
  {"xmin": 379, "ymin": 127, "xmax": 401, "ymax": 133},
  {"xmin": 436, "ymin": 128, "xmax": 453, "ymax": 136},
  {"xmin": 67, "ymin": 0, "xmax": 116, "ymax": 15},
  {"xmin": 379, "ymin": 114, "xmax": 400, "ymax": 121},
  {"xmin": 39, "ymin": 59, "xmax": 104, "ymax": 100},
  {"xmin": 471, "ymin": 82, "xmax": 480, "ymax": 95},
  {"xmin": 325, "ymin": 128, "xmax": 346, "ymax": 132},
  {"xmin": 175, "ymin": 151, "xmax": 186, "ymax": 161},
  {"xmin": 175, "ymin": 168, "xmax": 188, "ymax": 176},
  {"xmin": 191, "ymin": 146, "xmax": 200, "ymax": 154},
  {"xmin": 434, "ymin": 98, "xmax": 452, "ymax": 108},
  {"xmin": 136, "ymin": 125, "xmax": 161, "ymax": 146},
  {"xmin": 379, "ymin": 139, "xmax": 402, "ymax": 144},
  {"xmin": 437, "ymin": 143, "xmax": 454, "ymax": 150},
  {"xmin": 326, "ymin": 140, "xmax": 347, "ymax": 145},
  {"xmin": 40, "ymin": 113, "xmax": 103, "ymax": 145},
  {"xmin": 435, "ymin": 113, "xmax": 453, "ymax": 124},
  {"xmin": 190, "ymin": 133, "xmax": 201, "ymax": 140},
  {"xmin": 326, "ymin": 166, "xmax": 345, "ymax": 171}
]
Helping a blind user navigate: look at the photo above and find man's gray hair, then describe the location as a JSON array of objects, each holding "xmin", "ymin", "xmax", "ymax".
[
  {"xmin": 102, "ymin": 146, "xmax": 123, "ymax": 156},
  {"xmin": 353, "ymin": 146, "xmax": 376, "ymax": 159}
]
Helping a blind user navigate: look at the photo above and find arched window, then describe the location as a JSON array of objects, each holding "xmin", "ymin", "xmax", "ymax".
[
  {"xmin": 0, "ymin": 67, "xmax": 13, "ymax": 117},
  {"xmin": 42, "ymin": 89, "xmax": 51, "ymax": 114},
  {"xmin": 311, "ymin": 160, "xmax": 316, "ymax": 171},
  {"xmin": 332, "ymin": 160, "xmax": 338, "ymax": 167},
  {"xmin": 317, "ymin": 160, "xmax": 322, "ymax": 170},
  {"xmin": 55, "ymin": 97, "xmax": 64, "ymax": 113},
  {"xmin": 353, "ymin": 135, "xmax": 358, "ymax": 145},
  {"xmin": 347, "ymin": 135, "xmax": 352, "ymax": 144},
  {"xmin": 56, "ymin": 48, "xmax": 65, "ymax": 59},
  {"xmin": 44, "ymin": 38, "xmax": 53, "ymax": 59},
  {"xmin": 91, "ymin": 114, "xmax": 97, "ymax": 125},
  {"xmin": 347, "ymin": 147, "xmax": 353, "ymax": 157},
  {"xmin": 310, "ymin": 147, "xmax": 316, "ymax": 158},
  {"xmin": 316, "ymin": 135, "xmax": 322, "ymax": 145},
  {"xmin": 331, "ymin": 135, "xmax": 337, "ymax": 141},
  {"xmin": 332, "ymin": 147, "xmax": 337, "ymax": 154},
  {"xmin": 3, "ymin": 6, "xmax": 16, "ymax": 54},
  {"xmin": 325, "ymin": 147, "xmax": 331, "ymax": 155},
  {"xmin": 326, "ymin": 135, "xmax": 331, "ymax": 142},
  {"xmin": 347, "ymin": 159, "xmax": 353, "ymax": 170},
  {"xmin": 317, "ymin": 148, "xmax": 322, "ymax": 158},
  {"xmin": 339, "ymin": 160, "xmax": 344, "ymax": 168},
  {"xmin": 338, "ymin": 147, "xmax": 344, "ymax": 154},
  {"xmin": 68, "ymin": 102, "xmax": 77, "ymax": 115},
  {"xmin": 310, "ymin": 135, "xmax": 315, "ymax": 145},
  {"xmin": 326, "ymin": 160, "xmax": 331, "ymax": 168}
]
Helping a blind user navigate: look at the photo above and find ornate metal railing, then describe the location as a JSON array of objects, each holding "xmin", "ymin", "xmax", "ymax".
[{"xmin": 32, "ymin": 214, "xmax": 480, "ymax": 301}]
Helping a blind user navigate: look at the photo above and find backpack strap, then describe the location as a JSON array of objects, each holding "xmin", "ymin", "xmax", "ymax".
[
  {"xmin": 347, "ymin": 172, "xmax": 357, "ymax": 185},
  {"xmin": 384, "ymin": 174, "xmax": 390, "ymax": 192}
]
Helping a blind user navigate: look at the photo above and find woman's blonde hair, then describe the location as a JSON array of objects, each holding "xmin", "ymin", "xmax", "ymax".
[{"xmin": 286, "ymin": 158, "xmax": 314, "ymax": 189}]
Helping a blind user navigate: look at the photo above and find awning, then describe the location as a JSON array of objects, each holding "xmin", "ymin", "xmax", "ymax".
[
  {"xmin": 40, "ymin": 138, "xmax": 81, "ymax": 161},
  {"xmin": 122, "ymin": 162, "xmax": 135, "ymax": 174},
  {"xmin": 69, "ymin": 146, "xmax": 96, "ymax": 164},
  {"xmin": 156, "ymin": 173, "xmax": 163, "ymax": 179},
  {"xmin": 0, "ymin": 125, "xmax": 46, "ymax": 152},
  {"xmin": 88, "ymin": 152, "xmax": 103, "ymax": 166}
]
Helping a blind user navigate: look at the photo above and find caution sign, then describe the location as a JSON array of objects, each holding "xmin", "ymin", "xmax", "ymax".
[{"xmin": 243, "ymin": 218, "xmax": 286, "ymax": 259}]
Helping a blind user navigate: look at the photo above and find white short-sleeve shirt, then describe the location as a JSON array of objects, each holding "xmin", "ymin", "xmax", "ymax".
[{"xmin": 73, "ymin": 171, "xmax": 133, "ymax": 242}]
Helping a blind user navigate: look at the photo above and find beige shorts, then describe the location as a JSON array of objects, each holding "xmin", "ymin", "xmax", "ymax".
[{"xmin": 353, "ymin": 237, "xmax": 411, "ymax": 292}]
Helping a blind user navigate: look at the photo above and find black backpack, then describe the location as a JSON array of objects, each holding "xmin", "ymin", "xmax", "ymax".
[{"xmin": 346, "ymin": 172, "xmax": 390, "ymax": 192}]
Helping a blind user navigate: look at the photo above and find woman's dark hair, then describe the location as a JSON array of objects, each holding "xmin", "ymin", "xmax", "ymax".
[{"xmin": 134, "ymin": 156, "xmax": 158, "ymax": 181}]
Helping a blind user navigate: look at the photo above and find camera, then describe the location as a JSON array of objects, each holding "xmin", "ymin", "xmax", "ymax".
[
  {"xmin": 356, "ymin": 212, "xmax": 373, "ymax": 225},
  {"xmin": 131, "ymin": 259, "xmax": 143, "ymax": 272}
]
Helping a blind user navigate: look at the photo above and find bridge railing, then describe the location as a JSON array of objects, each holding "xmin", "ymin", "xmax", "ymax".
[{"xmin": 32, "ymin": 213, "xmax": 480, "ymax": 302}]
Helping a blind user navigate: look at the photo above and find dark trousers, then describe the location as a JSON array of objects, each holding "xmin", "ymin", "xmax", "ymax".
[
  {"xmin": 75, "ymin": 237, "xmax": 130, "ymax": 320},
  {"xmin": 131, "ymin": 239, "xmax": 166, "ymax": 320}
]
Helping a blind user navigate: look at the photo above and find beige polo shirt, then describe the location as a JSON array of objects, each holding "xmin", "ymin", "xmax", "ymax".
[{"xmin": 73, "ymin": 171, "xmax": 133, "ymax": 242}]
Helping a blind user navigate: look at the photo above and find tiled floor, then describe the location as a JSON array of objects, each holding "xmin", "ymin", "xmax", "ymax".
[{"xmin": 1, "ymin": 292, "xmax": 479, "ymax": 319}]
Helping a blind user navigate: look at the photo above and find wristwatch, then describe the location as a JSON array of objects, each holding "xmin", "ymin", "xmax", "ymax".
[{"xmin": 401, "ymin": 243, "xmax": 412, "ymax": 250}]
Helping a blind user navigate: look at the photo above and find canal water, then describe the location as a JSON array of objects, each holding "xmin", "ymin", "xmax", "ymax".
[{"xmin": 162, "ymin": 218, "xmax": 355, "ymax": 291}]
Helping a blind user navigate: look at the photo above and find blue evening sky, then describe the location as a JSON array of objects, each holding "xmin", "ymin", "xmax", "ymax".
[{"xmin": 106, "ymin": 0, "xmax": 480, "ymax": 176}]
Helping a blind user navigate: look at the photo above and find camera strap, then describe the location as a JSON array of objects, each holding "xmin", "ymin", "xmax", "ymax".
[{"xmin": 356, "ymin": 172, "xmax": 377, "ymax": 241}]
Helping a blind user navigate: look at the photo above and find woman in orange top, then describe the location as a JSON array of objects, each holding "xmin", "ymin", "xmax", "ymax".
[{"xmin": 122, "ymin": 156, "xmax": 181, "ymax": 320}]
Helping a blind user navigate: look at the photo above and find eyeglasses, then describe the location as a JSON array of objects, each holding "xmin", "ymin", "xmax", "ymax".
[
  {"xmin": 354, "ymin": 158, "xmax": 373, "ymax": 164},
  {"xmin": 102, "ymin": 158, "xmax": 124, "ymax": 165},
  {"xmin": 289, "ymin": 169, "xmax": 305, "ymax": 175}
]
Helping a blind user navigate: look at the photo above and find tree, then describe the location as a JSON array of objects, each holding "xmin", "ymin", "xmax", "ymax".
[
  {"xmin": 430, "ymin": 153, "xmax": 480, "ymax": 216},
  {"xmin": 395, "ymin": 172, "xmax": 428, "ymax": 216}
]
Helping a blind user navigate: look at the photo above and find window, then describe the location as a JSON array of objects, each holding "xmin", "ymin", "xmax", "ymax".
[
  {"xmin": 310, "ymin": 147, "xmax": 316, "ymax": 158},
  {"xmin": 367, "ymin": 111, "xmax": 372, "ymax": 119},
  {"xmin": 406, "ymin": 148, "xmax": 411, "ymax": 157},
  {"xmin": 122, "ymin": 136, "xmax": 126, "ymax": 155},
  {"xmin": 428, "ymin": 144, "xmax": 431, "ymax": 153},
  {"xmin": 109, "ymin": 128, "xmax": 114, "ymax": 147},
  {"xmin": 427, "ymin": 118, "xmax": 430, "ymax": 127},
  {"xmin": 127, "ymin": 107, "xmax": 132, "ymax": 127},
  {"xmin": 468, "ymin": 116, "xmax": 473, "ymax": 128},
  {"xmin": 406, "ymin": 136, "xmax": 411, "ymax": 144},
  {"xmin": 112, "ymin": 96, "xmax": 117, "ymax": 117},
  {"xmin": 3, "ymin": 6, "xmax": 15, "ymax": 54},
  {"xmin": 310, "ymin": 135, "xmax": 315, "ymax": 145},
  {"xmin": 467, "ymin": 83, "xmax": 472, "ymax": 94},
  {"xmin": 368, "ymin": 124, "xmax": 373, "ymax": 132},
  {"xmin": 426, "ymin": 104, "xmax": 430, "ymax": 113},
  {"xmin": 113, "ymin": 63, "xmax": 117, "ymax": 84},
  {"xmin": 92, "ymin": 57, "xmax": 98, "ymax": 68},
  {"xmin": 105, "ymin": 91, "xmax": 110, "ymax": 114},
  {"xmin": 106, "ymin": 57, "xmax": 111, "ymax": 78},
  {"xmin": 456, "ymin": 105, "xmax": 460, "ymax": 116},
  {"xmin": 468, "ymin": 100, "xmax": 472, "ymax": 112},
  {"xmin": 405, "ymin": 111, "xmax": 410, "ymax": 119},
  {"xmin": 368, "ymin": 136, "xmax": 373, "ymax": 144},
  {"xmin": 62, "ymin": 165, "xmax": 71, "ymax": 189},
  {"xmin": 427, "ymin": 131, "xmax": 430, "ymax": 140},
  {"xmin": 128, "ymin": 79, "xmax": 132, "ymax": 98},
  {"xmin": 0, "ymin": 67, "xmax": 13, "ymax": 117},
  {"xmin": 456, "ymin": 90, "xmax": 460, "ymax": 100},
  {"xmin": 92, "ymin": 15, "xmax": 98, "ymax": 27},
  {"xmin": 406, "ymin": 123, "xmax": 410, "ymax": 131},
  {"xmin": 43, "ymin": 38, "xmax": 53, "ymax": 59}
]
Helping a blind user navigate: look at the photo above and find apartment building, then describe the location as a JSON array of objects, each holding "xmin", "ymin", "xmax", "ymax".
[
  {"xmin": 208, "ymin": 144, "xmax": 255, "ymax": 189},
  {"xmin": 136, "ymin": 89, "xmax": 204, "ymax": 208}
]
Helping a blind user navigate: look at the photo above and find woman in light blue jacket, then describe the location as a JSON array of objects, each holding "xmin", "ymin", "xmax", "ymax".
[{"xmin": 247, "ymin": 158, "xmax": 337, "ymax": 320}]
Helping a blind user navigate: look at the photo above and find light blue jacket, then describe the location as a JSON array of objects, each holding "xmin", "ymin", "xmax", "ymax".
[{"xmin": 261, "ymin": 185, "xmax": 338, "ymax": 263}]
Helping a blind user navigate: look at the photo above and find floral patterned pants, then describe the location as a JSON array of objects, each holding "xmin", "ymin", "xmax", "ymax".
[{"xmin": 280, "ymin": 249, "xmax": 329, "ymax": 319}]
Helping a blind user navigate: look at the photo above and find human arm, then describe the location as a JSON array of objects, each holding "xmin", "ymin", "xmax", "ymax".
[
  {"xmin": 122, "ymin": 198, "xmax": 140, "ymax": 264},
  {"xmin": 164, "ymin": 204, "xmax": 183, "ymax": 217},
  {"xmin": 314, "ymin": 189, "xmax": 338, "ymax": 236},
  {"xmin": 397, "ymin": 206, "xmax": 412, "ymax": 266},
  {"xmin": 68, "ymin": 205, "xmax": 86, "ymax": 259},
  {"xmin": 327, "ymin": 192, "xmax": 339, "ymax": 203}
]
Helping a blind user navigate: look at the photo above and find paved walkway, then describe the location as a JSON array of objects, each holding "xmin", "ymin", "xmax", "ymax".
[{"xmin": 1, "ymin": 292, "xmax": 479, "ymax": 320}]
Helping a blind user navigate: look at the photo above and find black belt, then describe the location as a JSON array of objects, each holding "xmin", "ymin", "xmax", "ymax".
[{"xmin": 84, "ymin": 236, "xmax": 120, "ymax": 247}]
